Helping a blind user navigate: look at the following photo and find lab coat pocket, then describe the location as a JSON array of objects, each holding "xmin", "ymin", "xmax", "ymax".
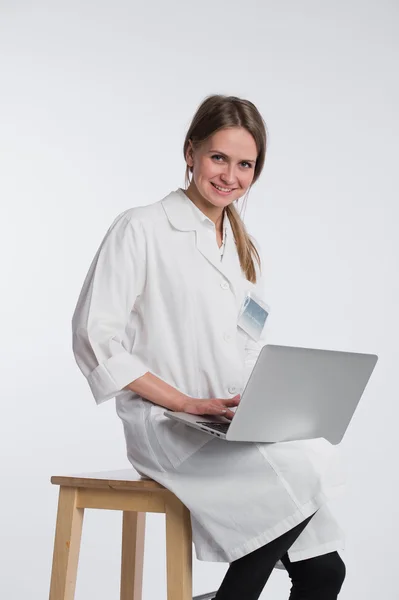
[{"xmin": 147, "ymin": 405, "xmax": 213, "ymax": 470}]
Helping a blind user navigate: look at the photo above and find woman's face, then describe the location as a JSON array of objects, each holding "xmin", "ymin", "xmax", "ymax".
[{"xmin": 186, "ymin": 126, "xmax": 257, "ymax": 209}]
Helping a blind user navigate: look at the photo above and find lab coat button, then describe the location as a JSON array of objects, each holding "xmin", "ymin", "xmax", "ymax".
[
  {"xmin": 223, "ymin": 333, "xmax": 232, "ymax": 343},
  {"xmin": 220, "ymin": 280, "xmax": 229, "ymax": 290},
  {"xmin": 228, "ymin": 385, "xmax": 237, "ymax": 394}
]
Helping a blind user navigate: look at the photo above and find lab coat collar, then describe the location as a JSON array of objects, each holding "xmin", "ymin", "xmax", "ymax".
[
  {"xmin": 182, "ymin": 189, "xmax": 229, "ymax": 239},
  {"xmin": 161, "ymin": 188, "xmax": 244, "ymax": 298}
]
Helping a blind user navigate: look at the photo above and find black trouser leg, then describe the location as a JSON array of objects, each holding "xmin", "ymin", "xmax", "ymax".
[
  {"xmin": 280, "ymin": 550, "xmax": 346, "ymax": 599},
  {"xmin": 213, "ymin": 512, "xmax": 316, "ymax": 600}
]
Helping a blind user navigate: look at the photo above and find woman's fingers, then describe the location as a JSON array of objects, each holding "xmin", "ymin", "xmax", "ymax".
[
  {"xmin": 223, "ymin": 396, "xmax": 241, "ymax": 407},
  {"xmin": 212, "ymin": 404, "xmax": 236, "ymax": 419},
  {"xmin": 223, "ymin": 410, "xmax": 236, "ymax": 420},
  {"xmin": 210, "ymin": 409, "xmax": 234, "ymax": 419},
  {"xmin": 190, "ymin": 395, "xmax": 240, "ymax": 418}
]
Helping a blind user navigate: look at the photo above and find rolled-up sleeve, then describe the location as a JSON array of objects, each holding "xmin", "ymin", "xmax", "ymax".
[{"xmin": 72, "ymin": 212, "xmax": 150, "ymax": 404}]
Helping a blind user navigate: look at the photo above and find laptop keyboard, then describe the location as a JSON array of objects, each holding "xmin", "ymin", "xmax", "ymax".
[{"xmin": 196, "ymin": 421, "xmax": 230, "ymax": 434}]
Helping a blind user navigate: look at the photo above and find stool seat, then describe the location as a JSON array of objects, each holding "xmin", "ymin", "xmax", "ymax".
[
  {"xmin": 48, "ymin": 468, "xmax": 215, "ymax": 600},
  {"xmin": 51, "ymin": 468, "xmax": 166, "ymax": 491}
]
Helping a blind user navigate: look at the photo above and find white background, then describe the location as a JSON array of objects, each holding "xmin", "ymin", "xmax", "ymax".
[{"xmin": 1, "ymin": 1, "xmax": 398, "ymax": 598}]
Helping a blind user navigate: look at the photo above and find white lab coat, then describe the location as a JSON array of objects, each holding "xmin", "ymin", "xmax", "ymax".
[{"xmin": 72, "ymin": 188, "xmax": 346, "ymax": 568}]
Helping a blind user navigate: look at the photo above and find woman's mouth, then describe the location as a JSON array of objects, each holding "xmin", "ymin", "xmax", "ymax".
[{"xmin": 210, "ymin": 182, "xmax": 235, "ymax": 196}]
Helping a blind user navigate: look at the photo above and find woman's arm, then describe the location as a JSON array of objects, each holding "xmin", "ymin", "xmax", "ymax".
[
  {"xmin": 72, "ymin": 213, "xmax": 151, "ymax": 405},
  {"xmin": 123, "ymin": 371, "xmax": 189, "ymax": 411},
  {"xmin": 124, "ymin": 373, "xmax": 240, "ymax": 419}
]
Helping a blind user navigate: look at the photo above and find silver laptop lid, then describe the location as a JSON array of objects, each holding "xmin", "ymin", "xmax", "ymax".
[{"xmin": 227, "ymin": 345, "xmax": 378, "ymax": 444}]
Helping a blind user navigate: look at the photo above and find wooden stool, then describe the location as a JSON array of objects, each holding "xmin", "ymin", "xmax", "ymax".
[{"xmin": 48, "ymin": 469, "xmax": 196, "ymax": 600}]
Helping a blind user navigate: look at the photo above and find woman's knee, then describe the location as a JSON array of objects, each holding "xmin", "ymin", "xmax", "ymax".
[
  {"xmin": 305, "ymin": 552, "xmax": 346, "ymax": 592},
  {"xmin": 285, "ymin": 551, "xmax": 346, "ymax": 594},
  {"xmin": 320, "ymin": 552, "xmax": 346, "ymax": 590}
]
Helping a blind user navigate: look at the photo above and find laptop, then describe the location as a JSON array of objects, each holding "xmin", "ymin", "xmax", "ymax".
[{"xmin": 164, "ymin": 344, "xmax": 378, "ymax": 444}]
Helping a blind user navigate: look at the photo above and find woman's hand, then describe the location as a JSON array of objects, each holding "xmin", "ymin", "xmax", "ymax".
[{"xmin": 181, "ymin": 394, "xmax": 241, "ymax": 420}]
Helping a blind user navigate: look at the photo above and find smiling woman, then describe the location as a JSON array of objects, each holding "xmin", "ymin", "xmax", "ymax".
[
  {"xmin": 186, "ymin": 128, "xmax": 257, "ymax": 207},
  {"xmin": 72, "ymin": 94, "xmax": 346, "ymax": 600},
  {"xmin": 183, "ymin": 95, "xmax": 267, "ymax": 284}
]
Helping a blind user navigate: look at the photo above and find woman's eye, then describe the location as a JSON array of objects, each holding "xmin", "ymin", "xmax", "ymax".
[{"xmin": 211, "ymin": 155, "xmax": 252, "ymax": 169}]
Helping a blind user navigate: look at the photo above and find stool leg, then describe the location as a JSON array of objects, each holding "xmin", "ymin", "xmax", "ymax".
[
  {"xmin": 165, "ymin": 495, "xmax": 192, "ymax": 600},
  {"xmin": 49, "ymin": 486, "xmax": 84, "ymax": 600},
  {"xmin": 120, "ymin": 511, "xmax": 146, "ymax": 600}
]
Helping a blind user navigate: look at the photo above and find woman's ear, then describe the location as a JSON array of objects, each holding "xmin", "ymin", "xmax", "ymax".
[{"xmin": 186, "ymin": 139, "xmax": 194, "ymax": 168}]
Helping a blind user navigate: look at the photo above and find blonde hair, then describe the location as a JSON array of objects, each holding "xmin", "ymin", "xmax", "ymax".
[{"xmin": 183, "ymin": 94, "xmax": 268, "ymax": 283}]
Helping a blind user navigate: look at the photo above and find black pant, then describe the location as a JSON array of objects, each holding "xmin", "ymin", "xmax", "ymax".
[{"xmin": 214, "ymin": 512, "xmax": 346, "ymax": 600}]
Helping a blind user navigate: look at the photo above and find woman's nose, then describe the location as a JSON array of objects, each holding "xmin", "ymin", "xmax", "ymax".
[{"xmin": 221, "ymin": 167, "xmax": 236, "ymax": 185}]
